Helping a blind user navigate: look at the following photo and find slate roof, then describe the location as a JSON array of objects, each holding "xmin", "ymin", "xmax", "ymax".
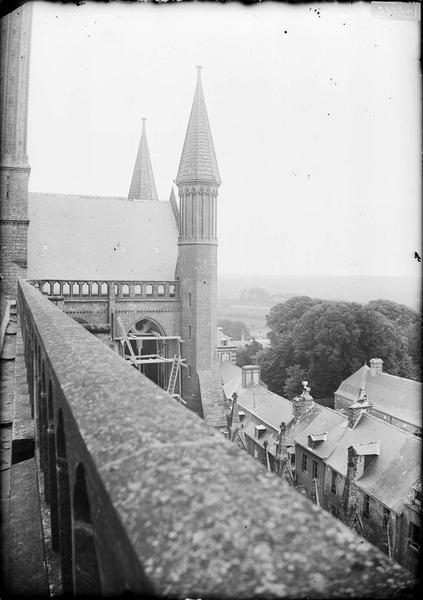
[
  {"xmin": 237, "ymin": 386, "xmax": 323, "ymax": 456},
  {"xmin": 220, "ymin": 361, "xmax": 243, "ymax": 401},
  {"xmin": 27, "ymin": 193, "xmax": 179, "ymax": 280},
  {"xmin": 220, "ymin": 367, "xmax": 421, "ymax": 515},
  {"xmin": 325, "ymin": 413, "xmax": 421, "ymax": 514},
  {"xmin": 128, "ymin": 119, "xmax": 159, "ymax": 201},
  {"xmin": 176, "ymin": 67, "xmax": 220, "ymax": 185},
  {"xmin": 220, "ymin": 361, "xmax": 241, "ymax": 384},
  {"xmin": 219, "ymin": 361, "xmax": 323, "ymax": 454},
  {"xmin": 237, "ymin": 385, "xmax": 294, "ymax": 431},
  {"xmin": 295, "ymin": 409, "xmax": 348, "ymax": 460},
  {"xmin": 198, "ymin": 364, "xmax": 227, "ymax": 429},
  {"xmin": 335, "ymin": 365, "xmax": 421, "ymax": 428}
]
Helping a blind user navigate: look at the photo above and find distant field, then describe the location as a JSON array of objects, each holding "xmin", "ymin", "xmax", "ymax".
[{"xmin": 218, "ymin": 273, "xmax": 421, "ymax": 311}]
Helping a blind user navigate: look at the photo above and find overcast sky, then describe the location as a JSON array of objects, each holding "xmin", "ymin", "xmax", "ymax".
[{"xmin": 27, "ymin": 0, "xmax": 421, "ymax": 279}]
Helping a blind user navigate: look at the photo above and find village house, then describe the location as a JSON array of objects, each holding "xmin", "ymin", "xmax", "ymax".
[
  {"xmin": 216, "ymin": 327, "xmax": 237, "ymax": 364},
  {"xmin": 335, "ymin": 358, "xmax": 421, "ymax": 437},
  {"xmin": 221, "ymin": 362, "xmax": 322, "ymax": 482},
  {"xmin": 295, "ymin": 391, "xmax": 421, "ymax": 576},
  {"xmin": 220, "ymin": 360, "xmax": 422, "ymax": 575}
]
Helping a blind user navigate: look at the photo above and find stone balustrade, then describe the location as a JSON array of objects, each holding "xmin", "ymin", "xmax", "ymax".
[
  {"xmin": 29, "ymin": 279, "xmax": 178, "ymax": 300},
  {"xmin": 17, "ymin": 278, "xmax": 415, "ymax": 597}
]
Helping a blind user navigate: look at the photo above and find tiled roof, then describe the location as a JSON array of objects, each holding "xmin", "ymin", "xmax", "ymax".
[
  {"xmin": 27, "ymin": 193, "xmax": 178, "ymax": 280},
  {"xmin": 335, "ymin": 365, "xmax": 421, "ymax": 427},
  {"xmin": 325, "ymin": 413, "xmax": 421, "ymax": 513},
  {"xmin": 128, "ymin": 119, "xmax": 158, "ymax": 201},
  {"xmin": 176, "ymin": 68, "xmax": 220, "ymax": 185}
]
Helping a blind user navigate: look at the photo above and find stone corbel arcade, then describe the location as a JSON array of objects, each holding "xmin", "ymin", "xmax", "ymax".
[
  {"xmin": 17, "ymin": 278, "xmax": 414, "ymax": 596},
  {"xmin": 29, "ymin": 278, "xmax": 182, "ymax": 393}
]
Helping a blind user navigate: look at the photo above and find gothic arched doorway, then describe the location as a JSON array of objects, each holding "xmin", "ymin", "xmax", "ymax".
[{"xmin": 124, "ymin": 317, "xmax": 167, "ymax": 387}]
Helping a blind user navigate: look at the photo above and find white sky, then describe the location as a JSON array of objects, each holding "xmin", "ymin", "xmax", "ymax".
[{"xmin": 27, "ymin": 0, "xmax": 421, "ymax": 278}]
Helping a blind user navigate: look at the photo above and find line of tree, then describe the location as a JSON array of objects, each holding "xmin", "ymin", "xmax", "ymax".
[
  {"xmin": 251, "ymin": 296, "xmax": 421, "ymax": 401},
  {"xmin": 217, "ymin": 319, "xmax": 250, "ymax": 341}
]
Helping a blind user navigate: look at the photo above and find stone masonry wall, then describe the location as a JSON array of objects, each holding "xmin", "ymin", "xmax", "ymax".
[
  {"xmin": 178, "ymin": 242, "xmax": 217, "ymax": 413},
  {"xmin": 0, "ymin": 4, "xmax": 32, "ymax": 298}
]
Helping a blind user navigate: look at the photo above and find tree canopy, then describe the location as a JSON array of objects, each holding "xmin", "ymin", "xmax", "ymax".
[
  {"xmin": 217, "ymin": 319, "xmax": 250, "ymax": 341},
  {"xmin": 236, "ymin": 339, "xmax": 263, "ymax": 367},
  {"xmin": 257, "ymin": 296, "xmax": 421, "ymax": 399}
]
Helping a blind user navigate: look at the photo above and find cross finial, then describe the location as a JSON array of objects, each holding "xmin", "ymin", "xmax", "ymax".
[{"xmin": 196, "ymin": 65, "xmax": 203, "ymax": 79}]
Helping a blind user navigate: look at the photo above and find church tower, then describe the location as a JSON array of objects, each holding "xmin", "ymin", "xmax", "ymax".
[
  {"xmin": 176, "ymin": 67, "xmax": 222, "ymax": 418},
  {"xmin": 0, "ymin": 3, "xmax": 32, "ymax": 297}
]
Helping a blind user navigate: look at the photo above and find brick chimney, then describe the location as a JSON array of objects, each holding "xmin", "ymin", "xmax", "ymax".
[
  {"xmin": 369, "ymin": 358, "xmax": 383, "ymax": 376},
  {"xmin": 293, "ymin": 381, "xmax": 314, "ymax": 420},
  {"xmin": 242, "ymin": 365, "xmax": 260, "ymax": 388}
]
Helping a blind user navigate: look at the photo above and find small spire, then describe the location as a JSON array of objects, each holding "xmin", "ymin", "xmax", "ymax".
[
  {"xmin": 176, "ymin": 67, "xmax": 221, "ymax": 185},
  {"xmin": 128, "ymin": 118, "xmax": 159, "ymax": 201}
]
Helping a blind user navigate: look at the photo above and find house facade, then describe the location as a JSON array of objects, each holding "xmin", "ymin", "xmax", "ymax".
[
  {"xmin": 220, "ymin": 361, "xmax": 422, "ymax": 576},
  {"xmin": 296, "ymin": 401, "xmax": 421, "ymax": 576}
]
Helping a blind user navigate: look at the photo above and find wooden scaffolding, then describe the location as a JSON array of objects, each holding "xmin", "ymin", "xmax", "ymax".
[{"xmin": 118, "ymin": 333, "xmax": 186, "ymax": 405}]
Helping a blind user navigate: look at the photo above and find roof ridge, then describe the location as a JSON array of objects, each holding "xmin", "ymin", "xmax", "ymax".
[{"xmin": 373, "ymin": 371, "xmax": 421, "ymax": 385}]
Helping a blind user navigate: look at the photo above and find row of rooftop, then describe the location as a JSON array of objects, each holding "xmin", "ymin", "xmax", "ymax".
[{"xmin": 219, "ymin": 358, "xmax": 421, "ymax": 575}]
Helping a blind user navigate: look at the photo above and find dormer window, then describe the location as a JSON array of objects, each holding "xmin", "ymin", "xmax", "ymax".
[
  {"xmin": 255, "ymin": 424, "xmax": 266, "ymax": 439},
  {"xmin": 308, "ymin": 432, "xmax": 328, "ymax": 449},
  {"xmin": 238, "ymin": 411, "xmax": 245, "ymax": 421}
]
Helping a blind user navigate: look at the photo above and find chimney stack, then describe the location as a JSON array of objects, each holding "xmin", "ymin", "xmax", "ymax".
[
  {"xmin": 347, "ymin": 397, "xmax": 372, "ymax": 428},
  {"xmin": 370, "ymin": 358, "xmax": 383, "ymax": 376},
  {"xmin": 293, "ymin": 381, "xmax": 314, "ymax": 420},
  {"xmin": 241, "ymin": 365, "xmax": 261, "ymax": 388}
]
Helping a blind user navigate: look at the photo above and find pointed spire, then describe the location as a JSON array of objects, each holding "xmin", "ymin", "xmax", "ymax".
[
  {"xmin": 128, "ymin": 118, "xmax": 158, "ymax": 201},
  {"xmin": 176, "ymin": 67, "xmax": 221, "ymax": 185}
]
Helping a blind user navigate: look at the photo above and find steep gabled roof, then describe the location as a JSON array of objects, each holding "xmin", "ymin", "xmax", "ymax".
[
  {"xmin": 295, "ymin": 408, "xmax": 348, "ymax": 460},
  {"xmin": 336, "ymin": 365, "xmax": 421, "ymax": 428},
  {"xmin": 27, "ymin": 193, "xmax": 178, "ymax": 280},
  {"xmin": 325, "ymin": 413, "xmax": 421, "ymax": 513},
  {"xmin": 128, "ymin": 119, "xmax": 159, "ymax": 201},
  {"xmin": 237, "ymin": 385, "xmax": 294, "ymax": 431},
  {"xmin": 176, "ymin": 67, "xmax": 221, "ymax": 185}
]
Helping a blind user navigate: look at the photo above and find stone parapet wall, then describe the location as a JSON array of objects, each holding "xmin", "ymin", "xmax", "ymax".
[{"xmin": 17, "ymin": 278, "xmax": 416, "ymax": 597}]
